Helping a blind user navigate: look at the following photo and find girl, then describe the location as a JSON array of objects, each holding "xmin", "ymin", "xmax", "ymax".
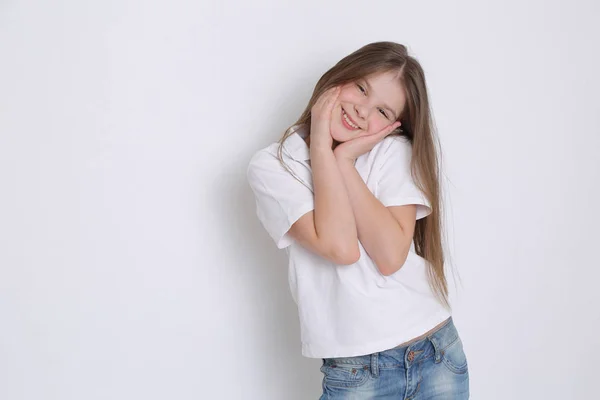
[{"xmin": 247, "ymin": 42, "xmax": 469, "ymax": 399}]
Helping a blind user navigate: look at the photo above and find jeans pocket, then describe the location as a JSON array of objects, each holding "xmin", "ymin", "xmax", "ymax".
[
  {"xmin": 320, "ymin": 363, "xmax": 370, "ymax": 389},
  {"xmin": 441, "ymin": 337, "xmax": 469, "ymax": 375}
]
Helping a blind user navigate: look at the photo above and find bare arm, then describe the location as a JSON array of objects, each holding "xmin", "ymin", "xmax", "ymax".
[
  {"xmin": 336, "ymin": 157, "xmax": 416, "ymax": 275},
  {"xmin": 287, "ymin": 87, "xmax": 360, "ymax": 264}
]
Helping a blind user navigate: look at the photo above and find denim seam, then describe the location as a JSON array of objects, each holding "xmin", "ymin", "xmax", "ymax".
[
  {"xmin": 324, "ymin": 360, "xmax": 368, "ymax": 366},
  {"xmin": 441, "ymin": 358, "xmax": 468, "ymax": 374},
  {"xmin": 440, "ymin": 338, "xmax": 468, "ymax": 374},
  {"xmin": 405, "ymin": 359, "xmax": 422, "ymax": 400},
  {"xmin": 322, "ymin": 366, "xmax": 370, "ymax": 389},
  {"xmin": 440, "ymin": 336, "xmax": 460, "ymax": 353}
]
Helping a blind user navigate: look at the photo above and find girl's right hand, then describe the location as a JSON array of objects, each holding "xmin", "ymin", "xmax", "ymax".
[{"xmin": 310, "ymin": 86, "xmax": 340, "ymax": 150}]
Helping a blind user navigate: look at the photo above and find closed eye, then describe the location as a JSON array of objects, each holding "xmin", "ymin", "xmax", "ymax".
[{"xmin": 357, "ymin": 84, "xmax": 390, "ymax": 120}]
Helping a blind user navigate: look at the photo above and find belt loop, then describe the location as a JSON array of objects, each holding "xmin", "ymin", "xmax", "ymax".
[
  {"xmin": 428, "ymin": 335, "xmax": 442, "ymax": 363},
  {"xmin": 370, "ymin": 352, "xmax": 379, "ymax": 377}
]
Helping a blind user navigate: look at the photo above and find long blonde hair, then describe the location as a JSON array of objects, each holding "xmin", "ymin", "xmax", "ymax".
[{"xmin": 277, "ymin": 42, "xmax": 450, "ymax": 308}]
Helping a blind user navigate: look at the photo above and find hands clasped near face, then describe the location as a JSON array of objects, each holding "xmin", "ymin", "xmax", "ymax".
[{"xmin": 310, "ymin": 79, "xmax": 403, "ymax": 162}]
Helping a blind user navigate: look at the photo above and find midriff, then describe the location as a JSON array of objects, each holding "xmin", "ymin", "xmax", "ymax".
[{"xmin": 392, "ymin": 317, "xmax": 451, "ymax": 349}]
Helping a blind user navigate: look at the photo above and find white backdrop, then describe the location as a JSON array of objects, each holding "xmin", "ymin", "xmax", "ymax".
[{"xmin": 1, "ymin": 0, "xmax": 599, "ymax": 399}]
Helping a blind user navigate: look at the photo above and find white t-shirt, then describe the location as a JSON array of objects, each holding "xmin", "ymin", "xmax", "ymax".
[{"xmin": 246, "ymin": 125, "xmax": 450, "ymax": 358}]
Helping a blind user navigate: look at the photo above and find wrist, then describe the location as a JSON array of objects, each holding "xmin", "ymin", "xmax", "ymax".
[
  {"xmin": 333, "ymin": 148, "xmax": 356, "ymax": 163},
  {"xmin": 310, "ymin": 142, "xmax": 334, "ymax": 158},
  {"xmin": 335, "ymin": 152, "xmax": 356, "ymax": 167},
  {"xmin": 310, "ymin": 134, "xmax": 332, "ymax": 148}
]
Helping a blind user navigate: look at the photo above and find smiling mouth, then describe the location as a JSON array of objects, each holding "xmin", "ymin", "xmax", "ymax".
[{"xmin": 341, "ymin": 107, "xmax": 361, "ymax": 130}]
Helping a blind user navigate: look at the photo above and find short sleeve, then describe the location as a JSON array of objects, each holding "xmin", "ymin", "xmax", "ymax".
[
  {"xmin": 375, "ymin": 136, "xmax": 432, "ymax": 220},
  {"xmin": 246, "ymin": 147, "xmax": 315, "ymax": 249}
]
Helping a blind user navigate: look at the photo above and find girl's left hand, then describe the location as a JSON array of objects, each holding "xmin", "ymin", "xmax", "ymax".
[{"xmin": 334, "ymin": 122, "xmax": 401, "ymax": 162}]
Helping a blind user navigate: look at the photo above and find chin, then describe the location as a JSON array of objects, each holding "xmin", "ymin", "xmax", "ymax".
[
  {"xmin": 332, "ymin": 125, "xmax": 367, "ymax": 143},
  {"xmin": 331, "ymin": 113, "xmax": 361, "ymax": 142}
]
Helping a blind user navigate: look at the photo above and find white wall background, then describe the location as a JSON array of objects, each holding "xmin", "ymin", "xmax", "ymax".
[{"xmin": 1, "ymin": 0, "xmax": 599, "ymax": 398}]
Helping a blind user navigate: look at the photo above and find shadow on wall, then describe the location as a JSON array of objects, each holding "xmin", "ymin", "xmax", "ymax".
[{"xmin": 209, "ymin": 141, "xmax": 323, "ymax": 399}]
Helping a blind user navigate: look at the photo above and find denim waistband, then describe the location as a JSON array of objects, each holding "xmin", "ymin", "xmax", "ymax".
[{"xmin": 322, "ymin": 317, "xmax": 459, "ymax": 376}]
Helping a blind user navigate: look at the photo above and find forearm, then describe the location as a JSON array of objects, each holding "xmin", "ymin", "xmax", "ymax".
[
  {"xmin": 336, "ymin": 158, "xmax": 410, "ymax": 275},
  {"xmin": 310, "ymin": 146, "xmax": 359, "ymax": 262}
]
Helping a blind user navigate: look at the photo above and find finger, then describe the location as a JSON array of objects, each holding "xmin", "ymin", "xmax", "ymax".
[
  {"xmin": 316, "ymin": 86, "xmax": 338, "ymax": 108},
  {"xmin": 312, "ymin": 87, "xmax": 339, "ymax": 122},
  {"xmin": 315, "ymin": 86, "xmax": 339, "ymax": 110},
  {"xmin": 379, "ymin": 121, "xmax": 401, "ymax": 137},
  {"xmin": 363, "ymin": 122, "xmax": 401, "ymax": 145},
  {"xmin": 356, "ymin": 131, "xmax": 387, "ymax": 147},
  {"xmin": 324, "ymin": 87, "xmax": 340, "ymax": 115}
]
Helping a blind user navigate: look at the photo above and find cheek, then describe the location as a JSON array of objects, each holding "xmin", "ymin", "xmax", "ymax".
[
  {"xmin": 367, "ymin": 119, "xmax": 390, "ymax": 135},
  {"xmin": 332, "ymin": 91, "xmax": 357, "ymax": 118},
  {"xmin": 338, "ymin": 85, "xmax": 360, "ymax": 102}
]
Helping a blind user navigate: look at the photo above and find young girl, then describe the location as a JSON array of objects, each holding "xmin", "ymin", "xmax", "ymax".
[{"xmin": 247, "ymin": 42, "xmax": 469, "ymax": 399}]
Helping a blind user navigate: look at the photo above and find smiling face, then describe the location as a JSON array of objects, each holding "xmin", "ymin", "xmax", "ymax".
[
  {"xmin": 331, "ymin": 71, "xmax": 406, "ymax": 142},
  {"xmin": 329, "ymin": 70, "xmax": 406, "ymax": 143}
]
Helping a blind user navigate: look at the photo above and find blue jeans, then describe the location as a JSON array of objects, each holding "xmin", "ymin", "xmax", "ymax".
[{"xmin": 319, "ymin": 317, "xmax": 469, "ymax": 399}]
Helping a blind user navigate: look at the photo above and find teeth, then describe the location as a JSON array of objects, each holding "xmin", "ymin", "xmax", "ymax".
[{"xmin": 342, "ymin": 109, "xmax": 359, "ymax": 129}]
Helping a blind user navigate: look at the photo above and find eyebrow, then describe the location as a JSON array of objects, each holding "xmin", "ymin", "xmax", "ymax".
[{"xmin": 364, "ymin": 78, "xmax": 399, "ymax": 120}]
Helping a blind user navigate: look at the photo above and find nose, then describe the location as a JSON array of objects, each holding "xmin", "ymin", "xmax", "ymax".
[{"xmin": 354, "ymin": 104, "xmax": 367, "ymax": 121}]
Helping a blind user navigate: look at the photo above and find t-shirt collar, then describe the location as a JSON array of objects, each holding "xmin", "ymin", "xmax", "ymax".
[{"xmin": 282, "ymin": 124, "xmax": 310, "ymax": 161}]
